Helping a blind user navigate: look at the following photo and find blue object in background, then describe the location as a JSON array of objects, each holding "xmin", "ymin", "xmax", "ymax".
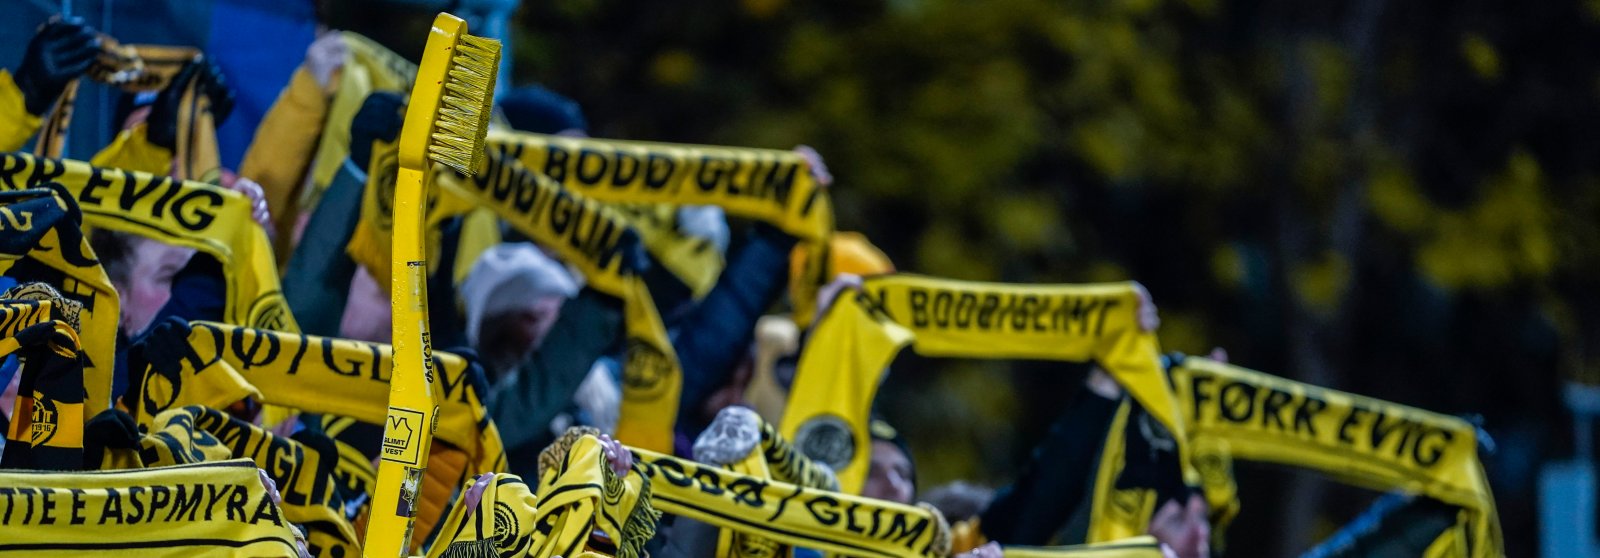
[{"xmin": 205, "ymin": 0, "xmax": 316, "ymax": 170}]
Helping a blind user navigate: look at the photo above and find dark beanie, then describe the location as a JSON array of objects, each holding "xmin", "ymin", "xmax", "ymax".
[{"xmin": 498, "ymin": 85, "xmax": 588, "ymax": 134}]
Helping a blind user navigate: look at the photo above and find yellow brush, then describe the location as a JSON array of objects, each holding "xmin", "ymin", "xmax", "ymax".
[{"xmin": 366, "ymin": 12, "xmax": 498, "ymax": 558}]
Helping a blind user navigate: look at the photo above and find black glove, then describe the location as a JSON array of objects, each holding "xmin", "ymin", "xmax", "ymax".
[
  {"xmin": 348, "ymin": 91, "xmax": 405, "ymax": 169},
  {"xmin": 14, "ymin": 17, "xmax": 101, "ymax": 116},
  {"xmin": 146, "ymin": 60, "xmax": 235, "ymax": 149}
]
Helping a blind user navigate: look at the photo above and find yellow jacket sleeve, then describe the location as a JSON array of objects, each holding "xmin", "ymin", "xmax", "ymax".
[
  {"xmin": 239, "ymin": 66, "xmax": 329, "ymax": 236},
  {"xmin": 88, "ymin": 122, "xmax": 173, "ymax": 175},
  {"xmin": 0, "ymin": 70, "xmax": 42, "ymax": 153}
]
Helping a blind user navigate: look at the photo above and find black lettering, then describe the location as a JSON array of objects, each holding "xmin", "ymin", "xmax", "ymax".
[
  {"xmin": 1293, "ymin": 395, "xmax": 1327, "ymax": 437},
  {"xmin": 250, "ymin": 493, "xmax": 283, "ymax": 526},
  {"xmin": 38, "ymin": 488, "xmax": 56, "ymax": 525},
  {"xmin": 69, "ymin": 489, "xmax": 87, "ymax": 525},
  {"xmin": 225, "ymin": 484, "xmax": 248, "ymax": 522},
  {"xmin": 612, "ymin": 151, "xmax": 641, "ymax": 187},
  {"xmin": 954, "ymin": 293, "xmax": 977, "ymax": 328},
  {"xmin": 883, "ymin": 513, "xmax": 930, "ymax": 549},
  {"xmin": 171, "ymin": 190, "xmax": 222, "ymax": 231},
  {"xmin": 1218, "ymin": 381, "xmax": 1256, "ymax": 423},
  {"xmin": 99, "ymin": 488, "xmax": 123, "ymax": 524},
  {"xmin": 543, "ymin": 146, "xmax": 570, "ymax": 183},
  {"xmin": 1338, "ymin": 406, "xmax": 1370, "ymax": 445},
  {"xmin": 932, "ymin": 291, "xmax": 953, "ymax": 328},
  {"xmin": 696, "ymin": 157, "xmax": 728, "ymax": 192},
  {"xmin": 1260, "ymin": 388, "xmax": 1294, "ymax": 431},
  {"xmin": 126, "ymin": 486, "xmax": 145, "ymax": 523},
  {"xmin": 1413, "ymin": 428, "xmax": 1454, "ymax": 467},
  {"xmin": 644, "ymin": 153, "xmax": 675, "ymax": 190},
  {"xmin": 805, "ymin": 495, "xmax": 841, "ymax": 525},
  {"xmin": 576, "ymin": 148, "xmax": 608, "ymax": 186},
  {"xmin": 170, "ymin": 484, "xmax": 204, "ymax": 522},
  {"xmin": 909, "ymin": 289, "xmax": 930, "ymax": 328},
  {"xmin": 81, "ymin": 167, "xmax": 113, "ymax": 205}
]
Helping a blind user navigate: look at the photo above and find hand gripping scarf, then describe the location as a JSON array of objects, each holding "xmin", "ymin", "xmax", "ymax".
[
  {"xmin": 779, "ymin": 274, "xmax": 1191, "ymax": 493},
  {"xmin": 0, "ymin": 458, "xmax": 301, "ymax": 556},
  {"xmin": 437, "ymin": 146, "xmax": 682, "ymax": 453},
  {"xmin": 629, "ymin": 445, "xmax": 950, "ymax": 558},
  {"xmin": 1090, "ymin": 357, "xmax": 1502, "ymax": 557},
  {"xmin": 0, "ymin": 152, "xmax": 299, "ymax": 332},
  {"xmin": 428, "ymin": 428, "xmax": 659, "ymax": 558},
  {"xmin": 34, "ymin": 37, "xmax": 219, "ymax": 181},
  {"xmin": 0, "ymin": 316, "xmax": 84, "ymax": 471},
  {"xmin": 694, "ymin": 406, "xmax": 841, "ymax": 558},
  {"xmin": 485, "ymin": 131, "xmax": 835, "ymax": 320},
  {"xmin": 0, "ymin": 186, "xmax": 119, "ymax": 421}
]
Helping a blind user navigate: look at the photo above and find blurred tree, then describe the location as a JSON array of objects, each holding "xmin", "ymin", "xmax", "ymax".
[{"xmin": 504, "ymin": 0, "xmax": 1598, "ymax": 554}]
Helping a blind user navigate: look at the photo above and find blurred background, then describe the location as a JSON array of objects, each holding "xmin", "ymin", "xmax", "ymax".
[{"xmin": 8, "ymin": 0, "xmax": 1598, "ymax": 555}]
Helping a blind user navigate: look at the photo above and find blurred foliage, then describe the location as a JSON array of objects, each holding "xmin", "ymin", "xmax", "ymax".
[{"xmin": 499, "ymin": 0, "xmax": 1600, "ymax": 553}]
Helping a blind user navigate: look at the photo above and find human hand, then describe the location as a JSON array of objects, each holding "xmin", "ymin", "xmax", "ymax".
[
  {"xmin": 15, "ymin": 17, "xmax": 100, "ymax": 115},
  {"xmin": 794, "ymin": 145, "xmax": 832, "ymax": 187},
  {"xmin": 598, "ymin": 433, "xmax": 633, "ymax": 476},
  {"xmin": 305, "ymin": 33, "xmax": 348, "ymax": 91}
]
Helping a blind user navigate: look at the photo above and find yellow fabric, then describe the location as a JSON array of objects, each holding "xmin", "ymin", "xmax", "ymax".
[
  {"xmin": 440, "ymin": 146, "xmax": 684, "ymax": 453},
  {"xmin": 630, "ymin": 446, "xmax": 950, "ymax": 558},
  {"xmin": 88, "ymin": 123, "xmax": 175, "ymax": 176},
  {"xmin": 306, "ymin": 32, "xmax": 418, "ymax": 210},
  {"xmin": 0, "ymin": 153, "xmax": 298, "ymax": 332},
  {"xmin": 714, "ymin": 437, "xmax": 790, "ymax": 558},
  {"xmin": 130, "ymin": 321, "xmax": 507, "ymax": 477},
  {"xmin": 0, "ymin": 300, "xmax": 60, "ymax": 339},
  {"xmin": 0, "ymin": 459, "xmax": 302, "ymax": 556},
  {"xmin": 859, "ymin": 274, "xmax": 1185, "ymax": 468},
  {"xmin": 428, "ymin": 432, "xmax": 659, "ymax": 558},
  {"xmin": 240, "ymin": 67, "xmax": 326, "ymax": 242},
  {"xmin": 487, "ymin": 131, "xmax": 833, "ymax": 242},
  {"xmin": 1002, "ymin": 537, "xmax": 1166, "ymax": 558},
  {"xmin": 612, "ymin": 202, "xmax": 724, "ymax": 299},
  {"xmin": 1, "ymin": 319, "xmax": 85, "ymax": 468},
  {"xmin": 778, "ymin": 290, "xmax": 913, "ymax": 493},
  {"xmin": 35, "ymin": 42, "xmax": 217, "ymax": 181},
  {"xmin": 0, "ymin": 186, "xmax": 120, "ymax": 422},
  {"xmin": 146, "ymin": 406, "xmax": 362, "ymax": 557},
  {"xmin": 346, "ymin": 139, "xmax": 483, "ymax": 291},
  {"xmin": 1084, "ymin": 401, "xmax": 1157, "ymax": 544},
  {"xmin": 0, "ymin": 70, "xmax": 43, "ymax": 153},
  {"xmin": 789, "ymin": 231, "xmax": 894, "ymax": 325},
  {"xmin": 1167, "ymin": 357, "xmax": 1502, "ymax": 557}
]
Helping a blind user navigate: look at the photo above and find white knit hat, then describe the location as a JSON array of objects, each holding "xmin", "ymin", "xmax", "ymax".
[{"xmin": 460, "ymin": 243, "xmax": 579, "ymax": 348}]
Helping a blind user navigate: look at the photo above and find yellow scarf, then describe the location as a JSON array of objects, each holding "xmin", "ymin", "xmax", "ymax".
[
  {"xmin": 858, "ymin": 274, "xmax": 1184, "ymax": 460},
  {"xmin": 0, "ymin": 458, "xmax": 302, "ymax": 556},
  {"xmin": 0, "ymin": 318, "xmax": 84, "ymax": 470},
  {"xmin": 778, "ymin": 289, "xmax": 913, "ymax": 493},
  {"xmin": 1174, "ymin": 357, "xmax": 1499, "ymax": 557},
  {"xmin": 32, "ymin": 40, "xmax": 218, "ymax": 181},
  {"xmin": 428, "ymin": 430, "xmax": 660, "ymax": 558},
  {"xmin": 0, "ymin": 152, "xmax": 298, "ymax": 332},
  {"xmin": 485, "ymin": 131, "xmax": 836, "ymax": 320},
  {"xmin": 1090, "ymin": 357, "xmax": 1501, "ymax": 557},
  {"xmin": 145, "ymin": 405, "xmax": 361, "ymax": 557},
  {"xmin": 630, "ymin": 445, "xmax": 949, "ymax": 558},
  {"xmin": 0, "ymin": 185, "xmax": 119, "ymax": 422},
  {"xmin": 131, "ymin": 321, "xmax": 506, "ymax": 477},
  {"xmin": 438, "ymin": 147, "xmax": 683, "ymax": 453}
]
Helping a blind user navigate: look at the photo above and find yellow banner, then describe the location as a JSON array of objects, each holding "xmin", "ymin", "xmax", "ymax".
[
  {"xmin": 0, "ymin": 152, "xmax": 298, "ymax": 333},
  {"xmin": 0, "ymin": 459, "xmax": 302, "ymax": 556},
  {"xmin": 0, "ymin": 186, "xmax": 119, "ymax": 422}
]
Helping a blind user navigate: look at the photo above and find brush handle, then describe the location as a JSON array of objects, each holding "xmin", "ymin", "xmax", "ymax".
[{"xmin": 367, "ymin": 165, "xmax": 438, "ymax": 558}]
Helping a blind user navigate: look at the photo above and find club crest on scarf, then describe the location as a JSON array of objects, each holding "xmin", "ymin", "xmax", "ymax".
[
  {"xmin": 793, "ymin": 414, "xmax": 856, "ymax": 473},
  {"xmin": 622, "ymin": 336, "xmax": 672, "ymax": 401}
]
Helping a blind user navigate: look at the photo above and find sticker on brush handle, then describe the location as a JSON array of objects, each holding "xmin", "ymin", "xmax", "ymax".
[{"xmin": 381, "ymin": 406, "xmax": 426, "ymax": 466}]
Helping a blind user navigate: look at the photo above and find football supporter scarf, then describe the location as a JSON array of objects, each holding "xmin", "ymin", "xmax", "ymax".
[
  {"xmin": 859, "ymin": 274, "xmax": 1184, "ymax": 464},
  {"xmin": 0, "ymin": 458, "xmax": 301, "ymax": 556},
  {"xmin": 0, "ymin": 152, "xmax": 298, "ymax": 333},
  {"xmin": 438, "ymin": 146, "xmax": 682, "ymax": 453},
  {"xmin": 427, "ymin": 429, "xmax": 658, "ymax": 558},
  {"xmin": 778, "ymin": 289, "xmax": 913, "ymax": 493},
  {"xmin": 485, "ymin": 131, "xmax": 835, "ymax": 319},
  {"xmin": 150, "ymin": 406, "xmax": 360, "ymax": 557},
  {"xmin": 34, "ymin": 38, "xmax": 219, "ymax": 181},
  {"xmin": 1090, "ymin": 357, "xmax": 1501, "ymax": 557},
  {"xmin": 0, "ymin": 186, "xmax": 119, "ymax": 422},
  {"xmin": 693, "ymin": 406, "xmax": 838, "ymax": 558},
  {"xmin": 0, "ymin": 317, "xmax": 84, "ymax": 471},
  {"xmin": 130, "ymin": 321, "xmax": 506, "ymax": 477},
  {"xmin": 629, "ymin": 445, "xmax": 949, "ymax": 558}
]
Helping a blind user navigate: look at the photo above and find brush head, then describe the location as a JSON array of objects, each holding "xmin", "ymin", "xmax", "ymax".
[
  {"xmin": 429, "ymin": 34, "xmax": 499, "ymax": 175},
  {"xmin": 398, "ymin": 13, "xmax": 501, "ymax": 175}
]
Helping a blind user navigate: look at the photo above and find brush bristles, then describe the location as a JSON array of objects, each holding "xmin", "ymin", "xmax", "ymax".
[{"xmin": 429, "ymin": 34, "xmax": 501, "ymax": 175}]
